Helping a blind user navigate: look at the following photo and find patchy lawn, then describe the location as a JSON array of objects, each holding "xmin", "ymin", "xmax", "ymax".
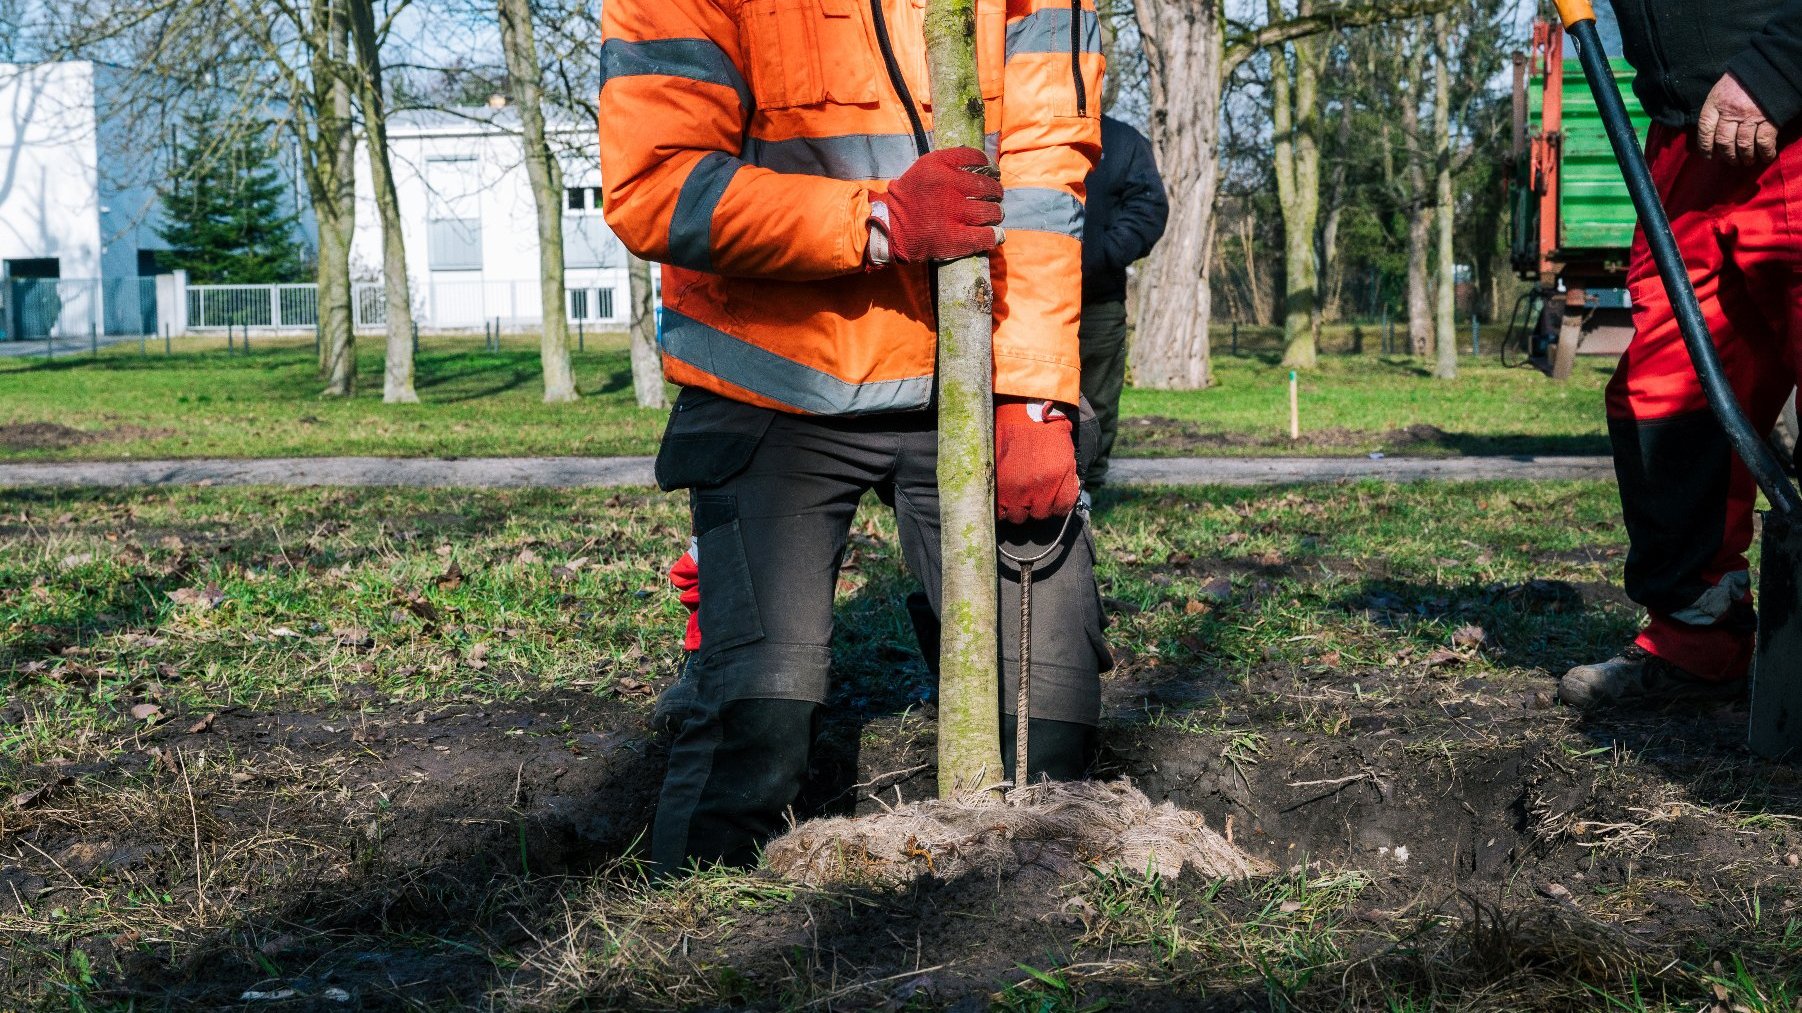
[
  {"xmin": 0, "ymin": 333, "xmax": 1611, "ymax": 462},
  {"xmin": 3, "ymin": 479, "xmax": 1798, "ymax": 1010}
]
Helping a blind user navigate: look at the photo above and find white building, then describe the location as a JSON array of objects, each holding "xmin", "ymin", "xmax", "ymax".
[
  {"xmin": 0, "ymin": 61, "xmax": 180, "ymax": 339},
  {"xmin": 350, "ymin": 105, "xmax": 630, "ymax": 330}
]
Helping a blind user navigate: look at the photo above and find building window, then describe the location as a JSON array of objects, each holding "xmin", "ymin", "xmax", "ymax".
[
  {"xmin": 569, "ymin": 288, "xmax": 588, "ymax": 320},
  {"xmin": 426, "ymin": 156, "xmax": 483, "ymax": 271},
  {"xmin": 567, "ymin": 288, "xmax": 617, "ymax": 322},
  {"xmin": 564, "ymin": 216, "xmax": 622, "ymax": 269}
]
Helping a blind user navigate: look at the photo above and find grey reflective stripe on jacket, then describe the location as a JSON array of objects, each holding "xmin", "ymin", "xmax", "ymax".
[
  {"xmin": 660, "ymin": 308, "xmax": 934, "ymax": 415},
  {"xmin": 668, "ymin": 152, "xmax": 743, "ymax": 272},
  {"xmin": 598, "ymin": 37, "xmax": 752, "ymax": 111},
  {"xmin": 741, "ymin": 133, "xmax": 919, "ymax": 180},
  {"xmin": 1004, "ymin": 7, "xmax": 1101, "ymax": 58},
  {"xmin": 1004, "ymin": 187, "xmax": 1085, "ymax": 239}
]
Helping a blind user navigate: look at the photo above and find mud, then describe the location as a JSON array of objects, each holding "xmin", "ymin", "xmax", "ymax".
[
  {"xmin": 0, "ymin": 421, "xmax": 176, "ymax": 451},
  {"xmin": 6, "ymin": 621, "xmax": 1802, "ymax": 1009}
]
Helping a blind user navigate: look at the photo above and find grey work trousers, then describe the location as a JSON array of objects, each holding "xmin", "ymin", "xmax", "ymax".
[
  {"xmin": 649, "ymin": 389, "xmax": 1112, "ymax": 871},
  {"xmin": 1078, "ymin": 300, "xmax": 1129, "ymax": 491}
]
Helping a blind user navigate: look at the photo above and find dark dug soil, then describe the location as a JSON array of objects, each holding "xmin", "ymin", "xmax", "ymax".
[
  {"xmin": 0, "ymin": 421, "xmax": 176, "ymax": 451},
  {"xmin": 7, "ymin": 643, "xmax": 1802, "ymax": 1011}
]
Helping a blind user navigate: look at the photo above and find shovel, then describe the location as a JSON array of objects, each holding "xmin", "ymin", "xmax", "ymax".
[{"xmin": 1552, "ymin": 0, "xmax": 1802, "ymax": 758}]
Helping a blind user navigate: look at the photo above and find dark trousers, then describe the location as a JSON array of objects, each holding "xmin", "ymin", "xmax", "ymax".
[
  {"xmin": 1605, "ymin": 124, "xmax": 1802, "ymax": 682},
  {"xmin": 651, "ymin": 392, "xmax": 1111, "ymax": 872},
  {"xmin": 1079, "ymin": 300, "xmax": 1129, "ymax": 491}
]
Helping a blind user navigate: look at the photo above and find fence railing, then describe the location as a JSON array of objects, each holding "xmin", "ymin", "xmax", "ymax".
[
  {"xmin": 187, "ymin": 274, "xmax": 631, "ymax": 332},
  {"xmin": 0, "ymin": 277, "xmax": 159, "ymax": 340}
]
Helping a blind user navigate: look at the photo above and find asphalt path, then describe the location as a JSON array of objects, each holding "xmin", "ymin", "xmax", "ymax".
[{"xmin": 0, "ymin": 455, "xmax": 1614, "ymax": 489}]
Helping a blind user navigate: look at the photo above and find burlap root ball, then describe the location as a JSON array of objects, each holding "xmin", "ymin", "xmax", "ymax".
[{"xmin": 764, "ymin": 778, "xmax": 1269, "ymax": 888}]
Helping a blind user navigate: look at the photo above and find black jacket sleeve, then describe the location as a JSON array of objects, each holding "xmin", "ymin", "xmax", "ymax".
[
  {"xmin": 1727, "ymin": 0, "xmax": 1802, "ymax": 125},
  {"xmin": 1098, "ymin": 129, "xmax": 1168, "ymax": 274}
]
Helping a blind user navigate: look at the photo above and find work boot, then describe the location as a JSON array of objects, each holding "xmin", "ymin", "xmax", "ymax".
[{"xmin": 1558, "ymin": 645, "xmax": 1745, "ymax": 711}]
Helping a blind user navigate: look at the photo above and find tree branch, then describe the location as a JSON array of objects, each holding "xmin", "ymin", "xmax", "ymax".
[{"xmin": 1224, "ymin": 0, "xmax": 1455, "ymax": 73}]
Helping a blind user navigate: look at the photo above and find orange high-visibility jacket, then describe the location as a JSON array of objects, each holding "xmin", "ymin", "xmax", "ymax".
[{"xmin": 598, "ymin": 0, "xmax": 1103, "ymax": 414}]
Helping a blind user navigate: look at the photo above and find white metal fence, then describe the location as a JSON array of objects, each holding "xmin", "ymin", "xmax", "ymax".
[
  {"xmin": 186, "ymin": 275, "xmax": 631, "ymax": 332},
  {"xmin": 1, "ymin": 278, "xmax": 158, "ymax": 340}
]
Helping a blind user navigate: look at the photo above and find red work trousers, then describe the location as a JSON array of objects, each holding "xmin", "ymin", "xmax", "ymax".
[{"xmin": 1605, "ymin": 124, "xmax": 1802, "ymax": 681}]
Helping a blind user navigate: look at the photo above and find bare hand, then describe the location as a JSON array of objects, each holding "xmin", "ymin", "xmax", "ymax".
[{"xmin": 1697, "ymin": 72, "xmax": 1778, "ymax": 166}]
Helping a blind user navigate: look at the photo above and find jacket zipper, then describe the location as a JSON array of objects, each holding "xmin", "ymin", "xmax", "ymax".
[
  {"xmin": 869, "ymin": 0, "xmax": 931, "ymax": 156},
  {"xmin": 1070, "ymin": 0, "xmax": 1087, "ymax": 116}
]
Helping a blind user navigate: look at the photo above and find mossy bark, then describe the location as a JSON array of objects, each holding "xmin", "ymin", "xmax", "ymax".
[{"xmin": 924, "ymin": 0, "xmax": 1001, "ymax": 798}]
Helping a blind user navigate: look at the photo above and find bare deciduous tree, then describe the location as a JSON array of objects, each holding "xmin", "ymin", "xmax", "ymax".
[
  {"xmin": 627, "ymin": 253, "xmax": 664, "ymax": 409},
  {"xmin": 499, "ymin": 0, "xmax": 578, "ymax": 403},
  {"xmin": 348, "ymin": 0, "xmax": 420, "ymax": 403}
]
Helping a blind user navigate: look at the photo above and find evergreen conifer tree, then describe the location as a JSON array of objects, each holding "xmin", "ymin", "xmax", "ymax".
[{"xmin": 156, "ymin": 111, "xmax": 307, "ymax": 283}]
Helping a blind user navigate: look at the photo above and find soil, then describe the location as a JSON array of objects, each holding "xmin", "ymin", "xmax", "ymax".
[
  {"xmin": 0, "ymin": 421, "xmax": 176, "ymax": 451},
  {"xmin": 6, "ymin": 595, "xmax": 1802, "ymax": 1008}
]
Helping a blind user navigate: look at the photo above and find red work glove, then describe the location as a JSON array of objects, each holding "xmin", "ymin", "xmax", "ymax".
[
  {"xmin": 669, "ymin": 542, "xmax": 701, "ymax": 652},
  {"xmin": 872, "ymin": 147, "xmax": 1003, "ymax": 264},
  {"xmin": 994, "ymin": 400, "xmax": 1079, "ymax": 524}
]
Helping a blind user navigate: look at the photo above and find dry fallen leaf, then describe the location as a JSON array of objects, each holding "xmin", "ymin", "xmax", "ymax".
[
  {"xmin": 269, "ymin": 626, "xmax": 301, "ymax": 639},
  {"xmin": 1424, "ymin": 648, "xmax": 1462, "ymax": 668},
  {"xmin": 334, "ymin": 628, "xmax": 374, "ymax": 649},
  {"xmin": 129, "ymin": 703, "xmax": 163, "ymax": 723},
  {"xmin": 186, "ymin": 713, "xmax": 217, "ymax": 735},
  {"xmin": 516, "ymin": 547, "xmax": 542, "ymax": 565},
  {"xmin": 9, "ymin": 774, "xmax": 73, "ymax": 810},
  {"xmin": 168, "ymin": 584, "xmax": 225, "ymax": 609},
  {"xmin": 1451, "ymin": 625, "xmax": 1488, "ymax": 649},
  {"xmin": 614, "ymin": 677, "xmax": 655, "ymax": 698},
  {"xmin": 1183, "ymin": 599, "xmax": 1210, "ymax": 616},
  {"xmin": 434, "ymin": 560, "xmax": 465, "ymax": 591}
]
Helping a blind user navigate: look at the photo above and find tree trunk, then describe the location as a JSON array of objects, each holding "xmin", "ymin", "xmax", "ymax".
[
  {"xmin": 1400, "ymin": 24, "xmax": 1432, "ymax": 357},
  {"xmin": 924, "ymin": 0, "xmax": 1001, "ymax": 798},
  {"xmin": 348, "ymin": 0, "xmax": 418, "ymax": 404},
  {"xmin": 1431, "ymin": 12, "xmax": 1456, "ymax": 380},
  {"xmin": 1131, "ymin": 0, "xmax": 1222, "ymax": 389},
  {"xmin": 628, "ymin": 253, "xmax": 665, "ymax": 409},
  {"xmin": 1270, "ymin": 0, "xmax": 1321, "ymax": 369},
  {"xmin": 499, "ymin": 0, "xmax": 579, "ymax": 404},
  {"xmin": 317, "ymin": 6, "xmax": 357, "ymax": 397},
  {"xmin": 1318, "ymin": 95, "xmax": 1353, "ymax": 324}
]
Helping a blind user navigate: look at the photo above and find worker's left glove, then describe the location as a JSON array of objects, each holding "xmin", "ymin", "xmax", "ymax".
[
  {"xmin": 669, "ymin": 542, "xmax": 702, "ymax": 652},
  {"xmin": 995, "ymin": 399, "xmax": 1079, "ymax": 524}
]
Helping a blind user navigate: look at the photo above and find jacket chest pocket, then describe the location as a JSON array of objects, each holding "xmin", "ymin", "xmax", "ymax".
[{"xmin": 739, "ymin": 0, "xmax": 882, "ymax": 109}]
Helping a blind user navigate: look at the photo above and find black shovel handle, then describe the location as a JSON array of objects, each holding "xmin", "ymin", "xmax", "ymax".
[{"xmin": 1554, "ymin": 0, "xmax": 1802, "ymax": 520}]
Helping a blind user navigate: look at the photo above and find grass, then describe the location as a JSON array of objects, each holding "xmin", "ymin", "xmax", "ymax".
[
  {"xmin": 0, "ymin": 329, "xmax": 1613, "ymax": 461},
  {"xmin": 6, "ymin": 478, "xmax": 1801, "ymax": 1009}
]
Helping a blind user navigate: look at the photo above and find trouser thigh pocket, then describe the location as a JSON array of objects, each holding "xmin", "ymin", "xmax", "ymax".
[{"xmin": 694, "ymin": 493, "xmax": 766, "ymax": 659}]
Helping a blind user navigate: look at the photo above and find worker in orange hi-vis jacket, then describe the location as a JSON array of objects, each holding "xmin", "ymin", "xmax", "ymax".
[{"xmin": 600, "ymin": 0, "xmax": 1113, "ymax": 874}]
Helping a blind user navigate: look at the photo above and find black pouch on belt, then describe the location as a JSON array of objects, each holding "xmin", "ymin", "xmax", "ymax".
[{"xmin": 654, "ymin": 387, "xmax": 776, "ymax": 491}]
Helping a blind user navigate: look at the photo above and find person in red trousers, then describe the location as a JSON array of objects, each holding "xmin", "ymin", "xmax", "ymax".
[{"xmin": 1560, "ymin": 0, "xmax": 1802, "ymax": 709}]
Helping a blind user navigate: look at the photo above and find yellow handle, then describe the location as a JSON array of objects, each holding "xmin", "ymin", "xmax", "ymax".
[{"xmin": 1553, "ymin": 0, "xmax": 1595, "ymax": 27}]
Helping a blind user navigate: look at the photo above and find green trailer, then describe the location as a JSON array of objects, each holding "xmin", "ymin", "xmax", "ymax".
[{"xmin": 1507, "ymin": 11, "xmax": 1650, "ymax": 378}]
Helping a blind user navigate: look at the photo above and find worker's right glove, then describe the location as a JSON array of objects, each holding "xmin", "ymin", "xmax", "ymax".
[
  {"xmin": 995, "ymin": 399, "xmax": 1079, "ymax": 524},
  {"xmin": 669, "ymin": 541, "xmax": 702, "ymax": 652},
  {"xmin": 870, "ymin": 147, "xmax": 1004, "ymax": 265}
]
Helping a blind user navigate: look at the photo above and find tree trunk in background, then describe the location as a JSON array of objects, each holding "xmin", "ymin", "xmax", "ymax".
[
  {"xmin": 1431, "ymin": 12, "xmax": 1457, "ymax": 380},
  {"xmin": 1269, "ymin": 0, "xmax": 1321, "ymax": 369},
  {"xmin": 348, "ymin": 0, "xmax": 417, "ymax": 404},
  {"xmin": 1132, "ymin": 0, "xmax": 1222, "ymax": 389},
  {"xmin": 1401, "ymin": 25, "xmax": 1431, "ymax": 357},
  {"xmin": 1318, "ymin": 96, "xmax": 1353, "ymax": 324},
  {"xmin": 924, "ymin": 0, "xmax": 1001, "ymax": 798},
  {"xmin": 316, "ymin": 7, "xmax": 357, "ymax": 396},
  {"xmin": 628, "ymin": 254, "xmax": 664, "ymax": 409},
  {"xmin": 499, "ymin": 0, "xmax": 579, "ymax": 404}
]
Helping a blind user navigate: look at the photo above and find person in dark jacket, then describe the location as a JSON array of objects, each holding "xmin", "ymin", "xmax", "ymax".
[
  {"xmin": 1560, "ymin": 0, "xmax": 1802, "ymax": 709},
  {"xmin": 1079, "ymin": 115, "xmax": 1168, "ymax": 495}
]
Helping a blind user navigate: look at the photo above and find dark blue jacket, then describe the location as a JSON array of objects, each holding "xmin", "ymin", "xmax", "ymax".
[
  {"xmin": 1613, "ymin": 0, "xmax": 1802, "ymax": 126},
  {"xmin": 1081, "ymin": 115, "xmax": 1168, "ymax": 306}
]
